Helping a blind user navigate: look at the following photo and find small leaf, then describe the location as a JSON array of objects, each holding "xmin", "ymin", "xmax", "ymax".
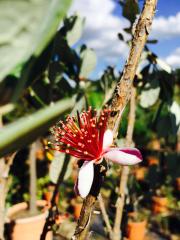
[
  {"xmin": 79, "ymin": 47, "xmax": 97, "ymax": 79},
  {"xmin": 156, "ymin": 58, "xmax": 172, "ymax": 74},
  {"xmin": 49, "ymin": 152, "xmax": 72, "ymax": 183},
  {"xmin": 66, "ymin": 15, "xmax": 85, "ymax": 46},
  {"xmin": 140, "ymin": 83, "xmax": 160, "ymax": 108},
  {"xmin": 156, "ymin": 114, "xmax": 178, "ymax": 137},
  {"xmin": 147, "ymin": 39, "xmax": 158, "ymax": 44},
  {"xmin": 170, "ymin": 101, "xmax": 180, "ymax": 127},
  {"xmin": 118, "ymin": 33, "xmax": 124, "ymax": 41},
  {"xmin": 122, "ymin": 0, "xmax": 139, "ymax": 24}
]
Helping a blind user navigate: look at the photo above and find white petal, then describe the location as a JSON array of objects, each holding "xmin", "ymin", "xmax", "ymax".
[
  {"xmin": 103, "ymin": 147, "xmax": 142, "ymax": 165},
  {"xmin": 103, "ymin": 129, "xmax": 113, "ymax": 150},
  {"xmin": 78, "ymin": 161, "xmax": 94, "ymax": 198}
]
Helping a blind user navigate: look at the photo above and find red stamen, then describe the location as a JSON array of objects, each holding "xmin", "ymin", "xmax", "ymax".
[{"xmin": 52, "ymin": 107, "xmax": 110, "ymax": 161}]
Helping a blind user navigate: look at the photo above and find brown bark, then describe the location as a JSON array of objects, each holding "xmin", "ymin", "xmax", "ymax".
[{"xmin": 72, "ymin": 1, "xmax": 157, "ymax": 239}]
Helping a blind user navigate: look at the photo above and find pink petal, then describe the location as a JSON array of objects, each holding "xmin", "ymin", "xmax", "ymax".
[
  {"xmin": 103, "ymin": 129, "xmax": 113, "ymax": 150},
  {"xmin": 78, "ymin": 161, "xmax": 94, "ymax": 198},
  {"xmin": 103, "ymin": 147, "xmax": 142, "ymax": 165}
]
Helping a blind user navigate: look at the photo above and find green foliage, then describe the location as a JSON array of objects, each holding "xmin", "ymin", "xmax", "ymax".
[
  {"xmin": 122, "ymin": 0, "xmax": 139, "ymax": 24},
  {"xmin": 65, "ymin": 15, "xmax": 85, "ymax": 46},
  {"xmin": 79, "ymin": 45, "xmax": 97, "ymax": 79},
  {"xmin": 0, "ymin": 0, "xmax": 72, "ymax": 82},
  {"xmin": 0, "ymin": 98, "xmax": 75, "ymax": 157},
  {"xmin": 49, "ymin": 152, "xmax": 72, "ymax": 184}
]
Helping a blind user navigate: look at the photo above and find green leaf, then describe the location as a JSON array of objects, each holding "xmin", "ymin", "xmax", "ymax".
[
  {"xmin": 86, "ymin": 91, "xmax": 104, "ymax": 109},
  {"xmin": 156, "ymin": 114, "xmax": 178, "ymax": 137},
  {"xmin": 49, "ymin": 152, "xmax": 72, "ymax": 183},
  {"xmin": 156, "ymin": 58, "xmax": 172, "ymax": 74},
  {"xmin": 79, "ymin": 47, "xmax": 97, "ymax": 79},
  {"xmin": 122, "ymin": 0, "xmax": 139, "ymax": 24},
  {"xmin": 0, "ymin": 98, "xmax": 75, "ymax": 157},
  {"xmin": 170, "ymin": 101, "xmax": 180, "ymax": 127},
  {"xmin": 0, "ymin": 0, "xmax": 72, "ymax": 82},
  {"xmin": 66, "ymin": 15, "xmax": 85, "ymax": 46},
  {"xmin": 140, "ymin": 83, "xmax": 160, "ymax": 108}
]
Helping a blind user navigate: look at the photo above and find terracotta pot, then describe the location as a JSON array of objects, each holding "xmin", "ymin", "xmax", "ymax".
[
  {"xmin": 152, "ymin": 196, "xmax": 168, "ymax": 214},
  {"xmin": 134, "ymin": 167, "xmax": 147, "ymax": 181},
  {"xmin": 6, "ymin": 200, "xmax": 52, "ymax": 240},
  {"xmin": 127, "ymin": 220, "xmax": 147, "ymax": 240},
  {"xmin": 147, "ymin": 156, "xmax": 159, "ymax": 166},
  {"xmin": 176, "ymin": 177, "xmax": 180, "ymax": 191},
  {"xmin": 73, "ymin": 202, "xmax": 82, "ymax": 220},
  {"xmin": 44, "ymin": 185, "xmax": 59, "ymax": 205}
]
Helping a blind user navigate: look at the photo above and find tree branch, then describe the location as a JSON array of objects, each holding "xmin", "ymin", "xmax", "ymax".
[
  {"xmin": 72, "ymin": 1, "xmax": 157, "ymax": 239},
  {"xmin": 98, "ymin": 194, "xmax": 113, "ymax": 238}
]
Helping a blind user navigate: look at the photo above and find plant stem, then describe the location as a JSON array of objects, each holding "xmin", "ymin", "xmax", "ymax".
[
  {"xmin": 112, "ymin": 88, "xmax": 136, "ymax": 240},
  {"xmin": 72, "ymin": 1, "xmax": 157, "ymax": 239},
  {"xmin": 98, "ymin": 194, "xmax": 113, "ymax": 238},
  {"xmin": 29, "ymin": 142, "xmax": 37, "ymax": 215}
]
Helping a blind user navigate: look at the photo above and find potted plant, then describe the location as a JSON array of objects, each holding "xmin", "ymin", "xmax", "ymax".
[
  {"xmin": 71, "ymin": 196, "xmax": 83, "ymax": 220},
  {"xmin": 43, "ymin": 183, "xmax": 59, "ymax": 207},
  {"xmin": 133, "ymin": 166, "xmax": 148, "ymax": 181},
  {"xmin": 127, "ymin": 211, "xmax": 147, "ymax": 240},
  {"xmin": 6, "ymin": 142, "xmax": 52, "ymax": 240},
  {"xmin": 147, "ymin": 155, "xmax": 159, "ymax": 166},
  {"xmin": 152, "ymin": 186, "xmax": 170, "ymax": 214}
]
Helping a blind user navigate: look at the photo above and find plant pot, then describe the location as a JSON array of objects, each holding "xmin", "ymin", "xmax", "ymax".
[
  {"xmin": 71, "ymin": 198, "xmax": 82, "ymax": 220},
  {"xmin": 134, "ymin": 167, "xmax": 147, "ymax": 181},
  {"xmin": 44, "ymin": 185, "xmax": 59, "ymax": 205},
  {"xmin": 6, "ymin": 200, "xmax": 52, "ymax": 240},
  {"xmin": 147, "ymin": 156, "xmax": 159, "ymax": 166},
  {"xmin": 152, "ymin": 196, "xmax": 168, "ymax": 214},
  {"xmin": 73, "ymin": 203, "xmax": 82, "ymax": 220},
  {"xmin": 127, "ymin": 220, "xmax": 147, "ymax": 240}
]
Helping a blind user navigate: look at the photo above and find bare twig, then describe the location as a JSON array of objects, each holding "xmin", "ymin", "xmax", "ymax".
[
  {"xmin": 112, "ymin": 88, "xmax": 136, "ymax": 240},
  {"xmin": 29, "ymin": 143, "xmax": 37, "ymax": 215},
  {"xmin": 72, "ymin": 1, "xmax": 157, "ymax": 239},
  {"xmin": 98, "ymin": 194, "xmax": 113, "ymax": 237}
]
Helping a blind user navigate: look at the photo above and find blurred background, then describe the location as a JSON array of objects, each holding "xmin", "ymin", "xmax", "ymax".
[{"xmin": 0, "ymin": 0, "xmax": 179, "ymax": 240}]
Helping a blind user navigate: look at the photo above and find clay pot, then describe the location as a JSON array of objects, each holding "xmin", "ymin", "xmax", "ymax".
[
  {"xmin": 127, "ymin": 220, "xmax": 147, "ymax": 240},
  {"xmin": 147, "ymin": 156, "xmax": 159, "ymax": 166},
  {"xmin": 6, "ymin": 200, "xmax": 52, "ymax": 240},
  {"xmin": 44, "ymin": 185, "xmax": 59, "ymax": 205},
  {"xmin": 176, "ymin": 177, "xmax": 180, "ymax": 191},
  {"xmin": 71, "ymin": 198, "xmax": 82, "ymax": 220},
  {"xmin": 134, "ymin": 167, "xmax": 147, "ymax": 181},
  {"xmin": 73, "ymin": 202, "xmax": 82, "ymax": 220},
  {"xmin": 152, "ymin": 196, "xmax": 168, "ymax": 214}
]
